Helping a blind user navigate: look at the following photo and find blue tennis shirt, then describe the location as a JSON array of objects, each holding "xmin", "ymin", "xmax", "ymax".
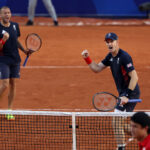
[
  {"xmin": 0, "ymin": 21, "xmax": 21, "ymax": 64},
  {"xmin": 102, "ymin": 49, "xmax": 140, "ymax": 96}
]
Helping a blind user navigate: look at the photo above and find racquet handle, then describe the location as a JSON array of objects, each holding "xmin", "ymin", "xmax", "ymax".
[
  {"xmin": 23, "ymin": 55, "xmax": 29, "ymax": 66},
  {"xmin": 128, "ymin": 99, "xmax": 142, "ymax": 103}
]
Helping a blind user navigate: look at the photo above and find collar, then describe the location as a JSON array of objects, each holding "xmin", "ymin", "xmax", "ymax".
[
  {"xmin": 111, "ymin": 48, "xmax": 121, "ymax": 58},
  {"xmin": 0, "ymin": 21, "xmax": 10, "ymax": 27}
]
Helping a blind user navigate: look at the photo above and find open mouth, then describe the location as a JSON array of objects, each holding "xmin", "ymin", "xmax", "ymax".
[{"xmin": 109, "ymin": 46, "xmax": 113, "ymax": 50}]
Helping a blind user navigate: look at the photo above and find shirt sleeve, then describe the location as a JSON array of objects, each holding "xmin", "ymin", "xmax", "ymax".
[
  {"xmin": 101, "ymin": 53, "xmax": 111, "ymax": 66},
  {"xmin": 16, "ymin": 23, "xmax": 20, "ymax": 37},
  {"xmin": 0, "ymin": 34, "xmax": 3, "ymax": 39},
  {"xmin": 122, "ymin": 53, "xmax": 135, "ymax": 73}
]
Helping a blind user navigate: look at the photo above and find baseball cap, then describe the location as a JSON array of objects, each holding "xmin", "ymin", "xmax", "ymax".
[{"xmin": 105, "ymin": 32, "xmax": 118, "ymax": 41}]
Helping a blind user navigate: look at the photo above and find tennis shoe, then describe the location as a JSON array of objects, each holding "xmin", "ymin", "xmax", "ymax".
[
  {"xmin": 26, "ymin": 20, "xmax": 33, "ymax": 26},
  {"xmin": 117, "ymin": 146, "xmax": 125, "ymax": 150},
  {"xmin": 6, "ymin": 114, "xmax": 15, "ymax": 120},
  {"xmin": 53, "ymin": 20, "xmax": 58, "ymax": 26}
]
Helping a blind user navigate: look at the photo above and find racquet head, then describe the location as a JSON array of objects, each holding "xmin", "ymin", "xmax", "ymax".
[
  {"xmin": 92, "ymin": 92, "xmax": 118, "ymax": 111},
  {"xmin": 25, "ymin": 33, "xmax": 42, "ymax": 52}
]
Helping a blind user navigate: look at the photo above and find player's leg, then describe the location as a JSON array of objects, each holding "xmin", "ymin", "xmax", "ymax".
[
  {"xmin": 0, "ymin": 63, "xmax": 10, "ymax": 99},
  {"xmin": 8, "ymin": 63, "xmax": 20, "ymax": 109},
  {"xmin": 6, "ymin": 64, "xmax": 20, "ymax": 120},
  {"xmin": 113, "ymin": 99, "xmax": 138, "ymax": 150},
  {"xmin": 112, "ymin": 109, "xmax": 126, "ymax": 150},
  {"xmin": 8, "ymin": 78, "xmax": 16, "ymax": 110},
  {"xmin": 42, "ymin": 0, "xmax": 59, "ymax": 26},
  {"xmin": 5, "ymin": 78, "xmax": 16, "ymax": 120},
  {"xmin": 26, "ymin": 0, "xmax": 37, "ymax": 25},
  {"xmin": 0, "ymin": 79, "xmax": 9, "ymax": 99}
]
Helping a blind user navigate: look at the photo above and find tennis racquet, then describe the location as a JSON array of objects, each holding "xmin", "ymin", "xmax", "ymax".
[
  {"xmin": 92, "ymin": 92, "xmax": 142, "ymax": 112},
  {"xmin": 23, "ymin": 33, "xmax": 42, "ymax": 66}
]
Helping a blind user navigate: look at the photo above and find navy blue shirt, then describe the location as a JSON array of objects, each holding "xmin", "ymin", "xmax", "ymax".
[
  {"xmin": 102, "ymin": 49, "xmax": 140, "ymax": 96},
  {"xmin": 0, "ymin": 21, "xmax": 21, "ymax": 64}
]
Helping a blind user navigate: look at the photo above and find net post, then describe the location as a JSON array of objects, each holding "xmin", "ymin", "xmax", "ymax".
[{"xmin": 72, "ymin": 112, "xmax": 77, "ymax": 150}]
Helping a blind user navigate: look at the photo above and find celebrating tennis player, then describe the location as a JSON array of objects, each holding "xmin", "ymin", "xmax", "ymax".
[
  {"xmin": 0, "ymin": 6, "xmax": 31, "ymax": 120},
  {"xmin": 82, "ymin": 32, "xmax": 140, "ymax": 150}
]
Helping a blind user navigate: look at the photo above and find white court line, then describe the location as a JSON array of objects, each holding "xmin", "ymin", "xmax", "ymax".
[
  {"xmin": 146, "ymin": 66, "xmax": 150, "ymax": 69},
  {"xmin": 13, "ymin": 108, "xmax": 150, "ymax": 112},
  {"xmin": 29, "ymin": 21, "xmax": 150, "ymax": 26},
  {"xmin": 21, "ymin": 66, "xmax": 89, "ymax": 69},
  {"xmin": 21, "ymin": 65, "xmax": 150, "ymax": 69}
]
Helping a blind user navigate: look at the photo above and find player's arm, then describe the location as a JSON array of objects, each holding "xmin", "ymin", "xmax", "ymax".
[
  {"xmin": 17, "ymin": 40, "xmax": 27, "ymax": 54},
  {"xmin": 120, "ymin": 53, "xmax": 139, "ymax": 105},
  {"xmin": 17, "ymin": 40, "xmax": 33, "ymax": 55},
  {"xmin": 0, "ymin": 32, "xmax": 9, "ymax": 49},
  {"xmin": 81, "ymin": 49, "xmax": 106, "ymax": 73},
  {"xmin": 90, "ymin": 62, "xmax": 106, "ymax": 73},
  {"xmin": 128, "ymin": 70, "xmax": 138, "ymax": 90},
  {"xmin": 120, "ymin": 70, "xmax": 138, "ymax": 105}
]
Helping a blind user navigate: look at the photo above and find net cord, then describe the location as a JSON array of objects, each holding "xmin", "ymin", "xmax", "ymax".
[{"xmin": 0, "ymin": 110, "xmax": 138, "ymax": 116}]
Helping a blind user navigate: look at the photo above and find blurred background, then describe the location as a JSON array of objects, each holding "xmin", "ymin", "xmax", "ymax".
[{"xmin": 0, "ymin": 0, "xmax": 150, "ymax": 19}]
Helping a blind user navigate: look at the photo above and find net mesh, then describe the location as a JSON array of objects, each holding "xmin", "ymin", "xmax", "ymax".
[{"xmin": 0, "ymin": 110, "xmax": 146, "ymax": 150}]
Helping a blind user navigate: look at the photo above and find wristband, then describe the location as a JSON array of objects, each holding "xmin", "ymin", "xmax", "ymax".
[
  {"xmin": 120, "ymin": 88, "xmax": 133, "ymax": 98},
  {"xmin": 126, "ymin": 88, "xmax": 133, "ymax": 97},
  {"xmin": 84, "ymin": 56, "xmax": 92, "ymax": 65},
  {"xmin": 124, "ymin": 89, "xmax": 133, "ymax": 98},
  {"xmin": 0, "ymin": 39, "xmax": 6, "ymax": 45}
]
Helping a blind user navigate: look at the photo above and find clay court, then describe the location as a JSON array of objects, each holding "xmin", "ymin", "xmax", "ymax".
[
  {"xmin": 0, "ymin": 17, "xmax": 150, "ymax": 111},
  {"xmin": 0, "ymin": 17, "xmax": 150, "ymax": 150}
]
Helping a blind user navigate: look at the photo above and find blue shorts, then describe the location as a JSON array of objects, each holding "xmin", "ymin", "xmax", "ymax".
[
  {"xmin": 115, "ymin": 93, "xmax": 140, "ymax": 112},
  {"xmin": 0, "ymin": 63, "xmax": 20, "ymax": 79}
]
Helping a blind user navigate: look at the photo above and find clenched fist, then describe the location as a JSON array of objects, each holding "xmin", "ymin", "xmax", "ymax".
[
  {"xmin": 3, "ymin": 31, "xmax": 9, "ymax": 41},
  {"xmin": 81, "ymin": 49, "xmax": 89, "ymax": 58}
]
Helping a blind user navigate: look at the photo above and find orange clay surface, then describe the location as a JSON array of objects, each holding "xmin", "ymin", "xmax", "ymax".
[{"xmin": 0, "ymin": 17, "xmax": 149, "ymax": 111}]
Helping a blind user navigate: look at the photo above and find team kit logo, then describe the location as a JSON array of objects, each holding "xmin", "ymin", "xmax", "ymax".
[{"xmin": 127, "ymin": 63, "xmax": 132, "ymax": 68}]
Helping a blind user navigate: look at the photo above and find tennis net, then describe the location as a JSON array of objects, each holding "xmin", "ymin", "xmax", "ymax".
[{"xmin": 0, "ymin": 110, "xmax": 145, "ymax": 150}]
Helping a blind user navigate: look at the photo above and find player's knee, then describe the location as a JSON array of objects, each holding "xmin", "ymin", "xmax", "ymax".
[{"xmin": 1, "ymin": 79, "xmax": 9, "ymax": 90}]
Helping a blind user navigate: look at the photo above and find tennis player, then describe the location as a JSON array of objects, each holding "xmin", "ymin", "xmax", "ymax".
[
  {"xmin": 131, "ymin": 112, "xmax": 150, "ymax": 150},
  {"xmin": 0, "ymin": 6, "xmax": 29, "ymax": 120},
  {"xmin": 81, "ymin": 32, "xmax": 140, "ymax": 150}
]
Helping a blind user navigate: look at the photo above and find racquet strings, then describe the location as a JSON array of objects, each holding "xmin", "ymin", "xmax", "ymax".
[
  {"xmin": 94, "ymin": 93, "xmax": 117, "ymax": 111},
  {"xmin": 26, "ymin": 34, "xmax": 42, "ymax": 52}
]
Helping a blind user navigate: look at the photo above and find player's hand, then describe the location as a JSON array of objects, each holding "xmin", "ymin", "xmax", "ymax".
[
  {"xmin": 120, "ymin": 96, "xmax": 129, "ymax": 105},
  {"xmin": 2, "ymin": 32, "xmax": 9, "ymax": 41},
  {"xmin": 81, "ymin": 49, "xmax": 89, "ymax": 58},
  {"xmin": 26, "ymin": 49, "xmax": 34, "ymax": 56}
]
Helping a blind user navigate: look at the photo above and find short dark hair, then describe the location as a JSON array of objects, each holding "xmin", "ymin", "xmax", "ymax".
[
  {"xmin": 131, "ymin": 112, "xmax": 150, "ymax": 133},
  {"xmin": 0, "ymin": 6, "xmax": 10, "ymax": 13}
]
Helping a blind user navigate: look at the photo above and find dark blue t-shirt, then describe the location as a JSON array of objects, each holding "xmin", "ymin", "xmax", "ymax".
[
  {"xmin": 0, "ymin": 21, "xmax": 21, "ymax": 64},
  {"xmin": 102, "ymin": 49, "xmax": 140, "ymax": 96}
]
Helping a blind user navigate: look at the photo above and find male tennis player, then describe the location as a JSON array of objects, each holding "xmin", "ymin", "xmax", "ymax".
[
  {"xmin": 0, "ymin": 6, "xmax": 29, "ymax": 120},
  {"xmin": 131, "ymin": 112, "xmax": 150, "ymax": 150},
  {"xmin": 81, "ymin": 32, "xmax": 140, "ymax": 150}
]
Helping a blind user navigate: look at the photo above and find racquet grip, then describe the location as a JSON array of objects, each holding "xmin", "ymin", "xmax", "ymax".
[
  {"xmin": 23, "ymin": 55, "xmax": 29, "ymax": 66},
  {"xmin": 128, "ymin": 99, "xmax": 142, "ymax": 103}
]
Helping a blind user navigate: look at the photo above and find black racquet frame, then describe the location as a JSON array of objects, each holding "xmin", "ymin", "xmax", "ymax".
[
  {"xmin": 92, "ymin": 91, "xmax": 142, "ymax": 112},
  {"xmin": 23, "ymin": 33, "xmax": 42, "ymax": 66}
]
